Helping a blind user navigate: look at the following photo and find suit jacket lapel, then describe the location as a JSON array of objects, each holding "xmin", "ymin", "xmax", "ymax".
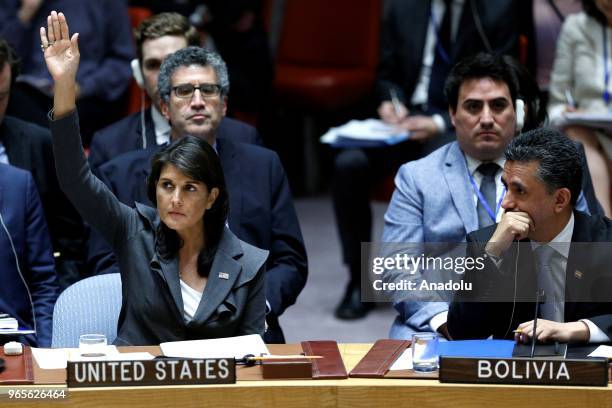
[
  {"xmin": 139, "ymin": 108, "xmax": 157, "ymax": 149},
  {"xmin": 191, "ymin": 229, "xmax": 243, "ymax": 323},
  {"xmin": 139, "ymin": 203, "xmax": 185, "ymax": 319},
  {"xmin": 0, "ymin": 180, "xmax": 4, "ymax": 217},
  {"xmin": 1, "ymin": 121, "xmax": 31, "ymax": 171},
  {"xmin": 410, "ymin": 0, "xmax": 432, "ymax": 76},
  {"xmin": 564, "ymin": 212, "xmax": 592, "ymax": 316},
  {"xmin": 452, "ymin": 0, "xmax": 473, "ymax": 61},
  {"xmin": 149, "ymin": 253, "xmax": 184, "ymax": 319},
  {"xmin": 444, "ymin": 143, "xmax": 478, "ymax": 235},
  {"xmin": 218, "ymin": 139, "xmax": 242, "ymax": 234}
]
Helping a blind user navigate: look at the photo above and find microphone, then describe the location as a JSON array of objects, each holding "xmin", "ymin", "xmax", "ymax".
[{"xmin": 530, "ymin": 289, "xmax": 545, "ymax": 358}]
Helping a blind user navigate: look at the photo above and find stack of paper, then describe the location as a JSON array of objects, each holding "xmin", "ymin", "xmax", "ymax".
[
  {"xmin": 559, "ymin": 112, "xmax": 612, "ymax": 131},
  {"xmin": 0, "ymin": 314, "xmax": 34, "ymax": 335},
  {"xmin": 0, "ymin": 315, "xmax": 18, "ymax": 330},
  {"xmin": 321, "ymin": 119, "xmax": 410, "ymax": 148},
  {"xmin": 588, "ymin": 345, "xmax": 612, "ymax": 359},
  {"xmin": 160, "ymin": 334, "xmax": 269, "ymax": 359},
  {"xmin": 31, "ymin": 347, "xmax": 156, "ymax": 369}
]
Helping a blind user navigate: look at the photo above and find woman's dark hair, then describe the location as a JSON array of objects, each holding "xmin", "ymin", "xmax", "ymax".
[
  {"xmin": 582, "ymin": 0, "xmax": 608, "ymax": 26},
  {"xmin": 147, "ymin": 136, "xmax": 229, "ymax": 277},
  {"xmin": 0, "ymin": 39, "xmax": 21, "ymax": 86}
]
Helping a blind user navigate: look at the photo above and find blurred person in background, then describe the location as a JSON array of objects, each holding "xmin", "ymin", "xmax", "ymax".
[
  {"xmin": 548, "ymin": 0, "xmax": 612, "ymax": 217},
  {"xmin": 0, "ymin": 38, "xmax": 84, "ymax": 289},
  {"xmin": 0, "ymin": 0, "xmax": 134, "ymax": 145}
]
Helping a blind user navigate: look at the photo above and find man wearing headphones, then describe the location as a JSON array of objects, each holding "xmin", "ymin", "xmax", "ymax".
[
  {"xmin": 0, "ymin": 163, "xmax": 58, "ymax": 347},
  {"xmin": 382, "ymin": 53, "xmax": 594, "ymax": 340}
]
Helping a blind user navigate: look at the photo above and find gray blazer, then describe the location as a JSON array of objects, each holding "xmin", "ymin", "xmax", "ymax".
[{"xmin": 50, "ymin": 111, "xmax": 268, "ymax": 346}]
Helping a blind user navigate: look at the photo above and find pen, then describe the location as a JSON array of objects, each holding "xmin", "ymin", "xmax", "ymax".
[
  {"xmin": 245, "ymin": 355, "xmax": 324, "ymax": 361},
  {"xmin": 389, "ymin": 88, "xmax": 403, "ymax": 117},
  {"xmin": 236, "ymin": 354, "xmax": 324, "ymax": 366},
  {"xmin": 564, "ymin": 89, "xmax": 576, "ymax": 109}
]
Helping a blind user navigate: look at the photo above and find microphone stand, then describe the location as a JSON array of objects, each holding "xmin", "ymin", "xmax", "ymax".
[{"xmin": 530, "ymin": 290, "xmax": 544, "ymax": 358}]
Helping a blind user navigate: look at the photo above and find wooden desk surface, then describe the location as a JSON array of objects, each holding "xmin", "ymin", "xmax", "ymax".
[{"xmin": 1, "ymin": 344, "xmax": 610, "ymax": 408}]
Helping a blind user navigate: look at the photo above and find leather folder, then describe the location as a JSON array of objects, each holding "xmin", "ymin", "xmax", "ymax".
[
  {"xmin": 301, "ymin": 341, "xmax": 348, "ymax": 379},
  {"xmin": 0, "ymin": 346, "xmax": 34, "ymax": 384},
  {"xmin": 349, "ymin": 339, "xmax": 410, "ymax": 378}
]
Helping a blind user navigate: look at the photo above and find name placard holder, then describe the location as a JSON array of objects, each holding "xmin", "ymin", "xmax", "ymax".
[
  {"xmin": 67, "ymin": 358, "xmax": 235, "ymax": 388},
  {"xmin": 439, "ymin": 357, "xmax": 609, "ymax": 387}
]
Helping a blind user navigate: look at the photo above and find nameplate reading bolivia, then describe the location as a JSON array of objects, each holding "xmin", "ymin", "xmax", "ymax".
[
  {"xmin": 439, "ymin": 357, "xmax": 608, "ymax": 387},
  {"xmin": 67, "ymin": 358, "xmax": 235, "ymax": 388}
]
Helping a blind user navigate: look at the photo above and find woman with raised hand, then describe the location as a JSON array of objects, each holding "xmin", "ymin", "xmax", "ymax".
[{"xmin": 42, "ymin": 11, "xmax": 267, "ymax": 346}]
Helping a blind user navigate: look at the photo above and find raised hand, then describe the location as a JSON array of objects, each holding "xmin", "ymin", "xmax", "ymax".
[{"xmin": 40, "ymin": 11, "xmax": 79, "ymax": 83}]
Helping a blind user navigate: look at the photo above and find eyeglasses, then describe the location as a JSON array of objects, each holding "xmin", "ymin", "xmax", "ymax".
[{"xmin": 172, "ymin": 83, "xmax": 222, "ymax": 99}]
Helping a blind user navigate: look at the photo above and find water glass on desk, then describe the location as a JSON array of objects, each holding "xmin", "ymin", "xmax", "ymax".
[
  {"xmin": 79, "ymin": 334, "xmax": 107, "ymax": 357},
  {"xmin": 412, "ymin": 333, "xmax": 439, "ymax": 372}
]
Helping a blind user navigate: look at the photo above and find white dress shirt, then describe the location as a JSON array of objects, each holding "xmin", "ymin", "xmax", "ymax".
[
  {"xmin": 180, "ymin": 279, "xmax": 203, "ymax": 323},
  {"xmin": 151, "ymin": 106, "xmax": 171, "ymax": 146}
]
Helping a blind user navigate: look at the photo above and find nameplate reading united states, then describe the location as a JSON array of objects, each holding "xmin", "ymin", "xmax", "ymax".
[
  {"xmin": 67, "ymin": 358, "xmax": 235, "ymax": 388},
  {"xmin": 439, "ymin": 357, "xmax": 608, "ymax": 387}
]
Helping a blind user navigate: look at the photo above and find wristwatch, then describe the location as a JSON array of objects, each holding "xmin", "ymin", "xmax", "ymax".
[{"xmin": 484, "ymin": 251, "xmax": 502, "ymax": 264}]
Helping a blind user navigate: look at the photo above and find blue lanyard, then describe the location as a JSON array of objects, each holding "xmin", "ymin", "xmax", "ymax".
[
  {"xmin": 603, "ymin": 26, "xmax": 610, "ymax": 105},
  {"xmin": 468, "ymin": 171, "xmax": 506, "ymax": 223},
  {"xmin": 429, "ymin": 5, "xmax": 451, "ymax": 65}
]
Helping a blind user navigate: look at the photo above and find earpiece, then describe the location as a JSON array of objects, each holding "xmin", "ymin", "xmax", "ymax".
[
  {"xmin": 131, "ymin": 59, "xmax": 144, "ymax": 88},
  {"xmin": 515, "ymin": 99, "xmax": 525, "ymax": 133}
]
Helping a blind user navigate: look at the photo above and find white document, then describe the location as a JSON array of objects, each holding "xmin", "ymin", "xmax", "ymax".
[
  {"xmin": 321, "ymin": 119, "xmax": 409, "ymax": 145},
  {"xmin": 160, "ymin": 334, "xmax": 269, "ymax": 359},
  {"xmin": 560, "ymin": 112, "xmax": 612, "ymax": 131},
  {"xmin": 587, "ymin": 345, "xmax": 612, "ymax": 359},
  {"xmin": 0, "ymin": 317, "xmax": 18, "ymax": 330},
  {"xmin": 32, "ymin": 348, "xmax": 72, "ymax": 370},
  {"xmin": 32, "ymin": 347, "xmax": 155, "ymax": 369},
  {"xmin": 388, "ymin": 347, "xmax": 413, "ymax": 370},
  {"xmin": 0, "ymin": 329, "xmax": 35, "ymax": 335}
]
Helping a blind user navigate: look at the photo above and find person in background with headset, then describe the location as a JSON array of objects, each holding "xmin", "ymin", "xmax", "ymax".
[
  {"xmin": 332, "ymin": 0, "xmax": 522, "ymax": 319},
  {"xmin": 382, "ymin": 53, "xmax": 596, "ymax": 340},
  {"xmin": 87, "ymin": 12, "xmax": 262, "ymax": 174},
  {"xmin": 449, "ymin": 128, "xmax": 612, "ymax": 343},
  {"xmin": 87, "ymin": 12, "xmax": 200, "ymax": 173},
  {"xmin": 0, "ymin": 163, "xmax": 58, "ymax": 347}
]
